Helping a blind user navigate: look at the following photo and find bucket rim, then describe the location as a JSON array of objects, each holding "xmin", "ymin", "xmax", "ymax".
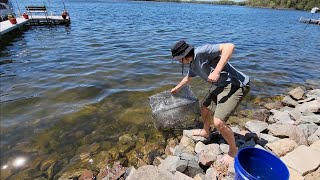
[{"xmin": 234, "ymin": 147, "xmax": 289, "ymax": 180}]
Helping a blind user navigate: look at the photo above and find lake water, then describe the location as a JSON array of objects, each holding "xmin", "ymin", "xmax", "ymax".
[{"xmin": 0, "ymin": 0, "xmax": 319, "ymax": 178}]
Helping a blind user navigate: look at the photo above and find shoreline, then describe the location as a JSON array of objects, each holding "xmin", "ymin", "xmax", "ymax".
[{"xmin": 2, "ymin": 85, "xmax": 320, "ymax": 179}]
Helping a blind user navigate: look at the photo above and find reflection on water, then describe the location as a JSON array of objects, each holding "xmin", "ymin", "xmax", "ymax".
[{"xmin": 1, "ymin": 0, "xmax": 320, "ymax": 179}]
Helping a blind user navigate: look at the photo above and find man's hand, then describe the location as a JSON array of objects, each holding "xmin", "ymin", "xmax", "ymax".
[
  {"xmin": 207, "ymin": 71, "xmax": 220, "ymax": 82},
  {"xmin": 171, "ymin": 87, "xmax": 179, "ymax": 94}
]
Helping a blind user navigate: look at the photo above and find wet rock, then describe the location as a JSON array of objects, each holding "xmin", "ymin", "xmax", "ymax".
[
  {"xmin": 264, "ymin": 101, "xmax": 283, "ymax": 110},
  {"xmin": 47, "ymin": 162, "xmax": 61, "ymax": 179},
  {"xmin": 78, "ymin": 169, "xmax": 94, "ymax": 180},
  {"xmin": 245, "ymin": 120, "xmax": 268, "ymax": 133},
  {"xmin": 288, "ymin": 87, "xmax": 305, "ymax": 100},
  {"xmin": 0, "ymin": 166, "xmax": 13, "ymax": 180},
  {"xmin": 119, "ymin": 134, "xmax": 134, "ymax": 145},
  {"xmin": 9, "ymin": 169, "xmax": 43, "ymax": 180},
  {"xmin": 89, "ymin": 143, "xmax": 100, "ymax": 153},
  {"xmin": 40, "ymin": 159, "xmax": 55, "ymax": 171},
  {"xmin": 266, "ymin": 139, "xmax": 298, "ymax": 157},
  {"xmin": 282, "ymin": 96, "xmax": 298, "ymax": 107},
  {"xmin": 281, "ymin": 145, "xmax": 320, "ymax": 176},
  {"xmin": 174, "ymin": 171, "xmax": 193, "ymax": 180},
  {"xmin": 57, "ymin": 169, "xmax": 84, "ymax": 179}
]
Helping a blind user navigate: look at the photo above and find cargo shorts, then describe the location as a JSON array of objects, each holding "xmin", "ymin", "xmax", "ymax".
[{"xmin": 202, "ymin": 83, "xmax": 250, "ymax": 121}]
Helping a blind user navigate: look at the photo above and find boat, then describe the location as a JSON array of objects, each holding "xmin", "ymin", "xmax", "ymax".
[
  {"xmin": 0, "ymin": 0, "xmax": 14, "ymax": 22},
  {"xmin": 299, "ymin": 7, "xmax": 320, "ymax": 25}
]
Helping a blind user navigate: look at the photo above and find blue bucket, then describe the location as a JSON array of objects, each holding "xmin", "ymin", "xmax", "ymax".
[{"xmin": 234, "ymin": 147, "xmax": 289, "ymax": 180}]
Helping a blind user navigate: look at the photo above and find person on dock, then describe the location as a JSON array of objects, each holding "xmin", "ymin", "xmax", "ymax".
[{"xmin": 170, "ymin": 40, "xmax": 250, "ymax": 165}]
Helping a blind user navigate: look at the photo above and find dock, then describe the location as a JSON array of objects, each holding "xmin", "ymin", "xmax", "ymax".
[
  {"xmin": 299, "ymin": 17, "xmax": 320, "ymax": 25},
  {"xmin": 0, "ymin": 17, "xmax": 29, "ymax": 36}
]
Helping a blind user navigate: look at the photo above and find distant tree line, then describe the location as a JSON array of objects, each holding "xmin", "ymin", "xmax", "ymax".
[
  {"xmin": 246, "ymin": 0, "xmax": 320, "ymax": 10},
  {"xmin": 137, "ymin": 0, "xmax": 318, "ymax": 10}
]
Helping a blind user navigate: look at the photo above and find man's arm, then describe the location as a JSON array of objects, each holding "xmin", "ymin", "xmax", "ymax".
[
  {"xmin": 207, "ymin": 43, "xmax": 235, "ymax": 82},
  {"xmin": 171, "ymin": 76, "xmax": 192, "ymax": 93}
]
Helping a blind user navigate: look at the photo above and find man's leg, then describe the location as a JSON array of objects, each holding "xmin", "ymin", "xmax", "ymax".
[
  {"xmin": 213, "ymin": 117, "xmax": 238, "ymax": 165},
  {"xmin": 192, "ymin": 105, "xmax": 212, "ymax": 138}
]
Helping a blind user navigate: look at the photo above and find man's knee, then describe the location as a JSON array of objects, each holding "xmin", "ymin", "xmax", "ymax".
[{"xmin": 213, "ymin": 117, "xmax": 226, "ymax": 130}]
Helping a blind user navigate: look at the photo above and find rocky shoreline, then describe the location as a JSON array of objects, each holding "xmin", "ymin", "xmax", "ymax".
[
  {"xmin": 59, "ymin": 86, "xmax": 320, "ymax": 180},
  {"xmin": 2, "ymin": 86, "xmax": 320, "ymax": 180}
]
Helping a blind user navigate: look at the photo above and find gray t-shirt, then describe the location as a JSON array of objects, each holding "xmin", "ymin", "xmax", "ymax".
[{"xmin": 188, "ymin": 44, "xmax": 250, "ymax": 87}]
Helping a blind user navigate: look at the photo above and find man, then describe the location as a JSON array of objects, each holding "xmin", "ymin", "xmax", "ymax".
[{"xmin": 170, "ymin": 40, "xmax": 250, "ymax": 165}]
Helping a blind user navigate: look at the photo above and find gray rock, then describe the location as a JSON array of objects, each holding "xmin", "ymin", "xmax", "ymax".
[
  {"xmin": 282, "ymin": 95, "xmax": 299, "ymax": 107},
  {"xmin": 288, "ymin": 87, "xmax": 305, "ymax": 100},
  {"xmin": 279, "ymin": 106, "xmax": 294, "ymax": 112},
  {"xmin": 158, "ymin": 155, "xmax": 187, "ymax": 173},
  {"xmin": 183, "ymin": 130, "xmax": 207, "ymax": 142},
  {"xmin": 306, "ymin": 89, "xmax": 320, "ymax": 99},
  {"xmin": 180, "ymin": 135, "xmax": 196, "ymax": 152},
  {"xmin": 219, "ymin": 144, "xmax": 229, "ymax": 154},
  {"xmin": 310, "ymin": 140, "xmax": 320, "ymax": 152},
  {"xmin": 300, "ymin": 115, "xmax": 320, "ymax": 124},
  {"xmin": 298, "ymin": 124, "xmax": 318, "ymax": 137},
  {"xmin": 266, "ymin": 138, "xmax": 298, "ymax": 157},
  {"xmin": 198, "ymin": 150, "xmax": 218, "ymax": 166},
  {"xmin": 173, "ymin": 145, "xmax": 195, "ymax": 156},
  {"xmin": 268, "ymin": 124, "xmax": 308, "ymax": 145},
  {"xmin": 194, "ymin": 142, "xmax": 220, "ymax": 155},
  {"xmin": 174, "ymin": 171, "xmax": 193, "ymax": 180},
  {"xmin": 271, "ymin": 110, "xmax": 295, "ymax": 124},
  {"xmin": 193, "ymin": 173, "xmax": 205, "ymax": 180},
  {"xmin": 204, "ymin": 167, "xmax": 217, "ymax": 180},
  {"xmin": 281, "ymin": 145, "xmax": 320, "ymax": 176},
  {"xmin": 186, "ymin": 160, "xmax": 204, "ymax": 178},
  {"xmin": 288, "ymin": 110, "xmax": 302, "ymax": 125},
  {"xmin": 295, "ymin": 99, "xmax": 320, "ymax": 113},
  {"xmin": 257, "ymin": 133, "xmax": 280, "ymax": 146},
  {"xmin": 298, "ymin": 97, "xmax": 316, "ymax": 104},
  {"xmin": 254, "ymin": 144, "xmax": 265, "ymax": 150},
  {"xmin": 179, "ymin": 152, "xmax": 196, "ymax": 161},
  {"xmin": 230, "ymin": 126, "xmax": 240, "ymax": 133},
  {"xmin": 124, "ymin": 167, "xmax": 136, "ymax": 179},
  {"xmin": 245, "ymin": 120, "xmax": 268, "ymax": 133},
  {"xmin": 308, "ymin": 133, "xmax": 320, "ymax": 144}
]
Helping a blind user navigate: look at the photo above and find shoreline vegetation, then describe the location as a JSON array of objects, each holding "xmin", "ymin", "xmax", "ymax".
[{"xmin": 135, "ymin": 0, "xmax": 320, "ymax": 11}]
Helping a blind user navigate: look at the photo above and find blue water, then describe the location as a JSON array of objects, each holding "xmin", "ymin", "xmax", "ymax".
[{"xmin": 0, "ymin": 0, "xmax": 319, "ymax": 178}]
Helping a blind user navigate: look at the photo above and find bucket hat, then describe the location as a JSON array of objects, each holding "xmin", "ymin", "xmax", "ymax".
[{"xmin": 171, "ymin": 40, "xmax": 193, "ymax": 60}]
